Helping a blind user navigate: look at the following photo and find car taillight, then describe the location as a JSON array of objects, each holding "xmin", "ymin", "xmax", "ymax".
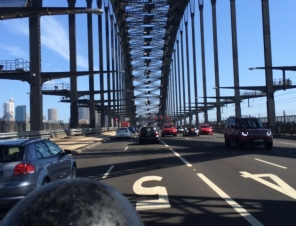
[
  {"xmin": 156, "ymin": 132, "xmax": 159, "ymax": 137},
  {"xmin": 14, "ymin": 163, "xmax": 35, "ymax": 175}
]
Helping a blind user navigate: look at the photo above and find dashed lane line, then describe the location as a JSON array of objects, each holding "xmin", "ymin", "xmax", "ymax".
[{"xmin": 102, "ymin": 165, "xmax": 114, "ymax": 179}]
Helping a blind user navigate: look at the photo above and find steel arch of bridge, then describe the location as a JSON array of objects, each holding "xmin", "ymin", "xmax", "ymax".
[{"xmin": 111, "ymin": 0, "xmax": 190, "ymax": 121}]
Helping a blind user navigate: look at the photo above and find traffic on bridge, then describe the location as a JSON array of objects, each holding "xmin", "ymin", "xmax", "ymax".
[{"xmin": 0, "ymin": 0, "xmax": 296, "ymax": 225}]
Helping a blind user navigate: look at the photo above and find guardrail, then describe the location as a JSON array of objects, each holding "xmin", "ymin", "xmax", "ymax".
[
  {"xmin": 0, "ymin": 131, "xmax": 51, "ymax": 140},
  {"xmin": 0, "ymin": 127, "xmax": 118, "ymax": 140}
]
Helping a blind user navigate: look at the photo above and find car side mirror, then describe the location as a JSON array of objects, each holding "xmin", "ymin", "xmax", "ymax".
[{"xmin": 64, "ymin": 150, "xmax": 72, "ymax": 155}]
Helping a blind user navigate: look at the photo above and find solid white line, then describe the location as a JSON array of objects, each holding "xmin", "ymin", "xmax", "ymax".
[
  {"xmin": 169, "ymin": 148, "xmax": 192, "ymax": 167},
  {"xmin": 197, "ymin": 173, "xmax": 263, "ymax": 226},
  {"xmin": 102, "ymin": 165, "xmax": 114, "ymax": 179},
  {"xmin": 160, "ymin": 140, "xmax": 192, "ymax": 167},
  {"xmin": 255, "ymin": 158, "xmax": 287, "ymax": 169},
  {"xmin": 204, "ymin": 143, "xmax": 214, "ymax": 147},
  {"xmin": 280, "ymin": 142, "xmax": 296, "ymax": 146},
  {"xmin": 124, "ymin": 147, "xmax": 128, "ymax": 151}
]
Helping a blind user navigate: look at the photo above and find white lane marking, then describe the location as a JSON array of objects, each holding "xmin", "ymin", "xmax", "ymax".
[
  {"xmin": 124, "ymin": 147, "xmax": 128, "ymax": 151},
  {"xmin": 240, "ymin": 171, "xmax": 296, "ymax": 199},
  {"xmin": 160, "ymin": 140, "xmax": 192, "ymax": 167},
  {"xmin": 280, "ymin": 142, "xmax": 296, "ymax": 146},
  {"xmin": 255, "ymin": 158, "xmax": 287, "ymax": 169},
  {"xmin": 205, "ymin": 143, "xmax": 214, "ymax": 147},
  {"xmin": 102, "ymin": 165, "xmax": 114, "ymax": 179},
  {"xmin": 197, "ymin": 173, "xmax": 263, "ymax": 226},
  {"xmin": 133, "ymin": 176, "xmax": 171, "ymax": 210}
]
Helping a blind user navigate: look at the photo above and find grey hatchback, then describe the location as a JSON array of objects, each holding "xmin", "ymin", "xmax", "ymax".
[{"xmin": 0, "ymin": 138, "xmax": 76, "ymax": 208}]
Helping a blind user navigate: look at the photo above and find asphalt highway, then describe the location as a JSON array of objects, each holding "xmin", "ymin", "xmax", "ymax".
[
  {"xmin": 1, "ymin": 133, "xmax": 295, "ymax": 225},
  {"xmin": 75, "ymin": 133, "xmax": 296, "ymax": 226}
]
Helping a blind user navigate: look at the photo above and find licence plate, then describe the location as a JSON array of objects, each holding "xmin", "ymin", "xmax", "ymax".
[{"xmin": 254, "ymin": 139, "xmax": 264, "ymax": 142}]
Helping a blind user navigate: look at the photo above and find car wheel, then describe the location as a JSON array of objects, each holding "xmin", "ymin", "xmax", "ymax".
[
  {"xmin": 71, "ymin": 165, "xmax": 77, "ymax": 179},
  {"xmin": 236, "ymin": 137, "xmax": 244, "ymax": 149},
  {"xmin": 265, "ymin": 143, "xmax": 273, "ymax": 150},
  {"xmin": 225, "ymin": 137, "xmax": 231, "ymax": 147},
  {"xmin": 42, "ymin": 178, "xmax": 50, "ymax": 186}
]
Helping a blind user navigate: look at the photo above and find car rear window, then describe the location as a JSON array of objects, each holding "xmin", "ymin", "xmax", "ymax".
[
  {"xmin": 117, "ymin": 128, "xmax": 128, "ymax": 131},
  {"xmin": 0, "ymin": 146, "xmax": 24, "ymax": 162}
]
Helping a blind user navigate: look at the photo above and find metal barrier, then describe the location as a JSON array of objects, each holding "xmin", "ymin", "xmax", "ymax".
[
  {"xmin": 0, "ymin": 131, "xmax": 51, "ymax": 140},
  {"xmin": 0, "ymin": 127, "xmax": 118, "ymax": 140}
]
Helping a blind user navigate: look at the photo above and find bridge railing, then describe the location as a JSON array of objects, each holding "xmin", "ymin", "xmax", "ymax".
[{"xmin": 0, "ymin": 127, "xmax": 118, "ymax": 140}]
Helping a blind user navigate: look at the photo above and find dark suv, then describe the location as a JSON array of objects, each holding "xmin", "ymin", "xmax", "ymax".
[
  {"xmin": 139, "ymin": 126, "xmax": 159, "ymax": 144},
  {"xmin": 224, "ymin": 116, "xmax": 273, "ymax": 150}
]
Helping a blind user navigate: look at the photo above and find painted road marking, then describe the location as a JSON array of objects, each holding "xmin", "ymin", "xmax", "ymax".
[
  {"xmin": 197, "ymin": 173, "xmax": 263, "ymax": 226},
  {"xmin": 102, "ymin": 165, "xmax": 114, "ymax": 179},
  {"xmin": 240, "ymin": 171, "xmax": 296, "ymax": 199},
  {"xmin": 160, "ymin": 140, "xmax": 192, "ymax": 167},
  {"xmin": 133, "ymin": 176, "xmax": 171, "ymax": 210},
  {"xmin": 205, "ymin": 143, "xmax": 214, "ymax": 147},
  {"xmin": 124, "ymin": 147, "xmax": 128, "ymax": 151},
  {"xmin": 281, "ymin": 142, "xmax": 296, "ymax": 146},
  {"xmin": 255, "ymin": 158, "xmax": 287, "ymax": 169}
]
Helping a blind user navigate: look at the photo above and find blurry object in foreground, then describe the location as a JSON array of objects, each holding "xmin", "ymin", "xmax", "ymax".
[{"xmin": 1, "ymin": 178, "xmax": 144, "ymax": 226}]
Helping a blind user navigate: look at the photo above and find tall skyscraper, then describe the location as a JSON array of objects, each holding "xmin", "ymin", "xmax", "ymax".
[
  {"xmin": 2, "ymin": 98, "xmax": 15, "ymax": 121},
  {"xmin": 48, "ymin": 108, "xmax": 58, "ymax": 122},
  {"xmin": 15, "ymin": 105, "xmax": 26, "ymax": 122},
  {"xmin": 78, "ymin": 107, "xmax": 89, "ymax": 121}
]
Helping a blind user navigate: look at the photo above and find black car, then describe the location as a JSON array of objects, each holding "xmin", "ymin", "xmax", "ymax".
[
  {"xmin": 139, "ymin": 126, "xmax": 160, "ymax": 144},
  {"xmin": 183, "ymin": 125, "xmax": 199, "ymax": 137}
]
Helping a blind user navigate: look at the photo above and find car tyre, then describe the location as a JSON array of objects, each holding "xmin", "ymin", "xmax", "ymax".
[
  {"xmin": 236, "ymin": 137, "xmax": 244, "ymax": 149},
  {"xmin": 42, "ymin": 178, "xmax": 50, "ymax": 186},
  {"xmin": 265, "ymin": 143, "xmax": 273, "ymax": 150},
  {"xmin": 225, "ymin": 137, "xmax": 231, "ymax": 147},
  {"xmin": 71, "ymin": 165, "xmax": 77, "ymax": 179}
]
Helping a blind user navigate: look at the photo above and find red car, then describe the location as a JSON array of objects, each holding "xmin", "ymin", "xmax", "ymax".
[
  {"xmin": 161, "ymin": 124, "xmax": 177, "ymax": 137},
  {"xmin": 199, "ymin": 124, "xmax": 213, "ymax": 135}
]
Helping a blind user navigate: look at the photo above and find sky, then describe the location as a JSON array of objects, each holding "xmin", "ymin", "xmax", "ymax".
[{"xmin": 0, "ymin": 0, "xmax": 296, "ymax": 123}]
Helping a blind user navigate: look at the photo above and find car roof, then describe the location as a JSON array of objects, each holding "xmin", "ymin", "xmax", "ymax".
[{"xmin": 0, "ymin": 138, "xmax": 46, "ymax": 146}]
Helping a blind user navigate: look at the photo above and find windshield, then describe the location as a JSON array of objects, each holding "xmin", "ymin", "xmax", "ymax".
[{"xmin": 235, "ymin": 118, "xmax": 264, "ymax": 128}]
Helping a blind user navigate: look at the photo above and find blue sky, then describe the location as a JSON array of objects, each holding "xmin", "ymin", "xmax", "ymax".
[{"xmin": 0, "ymin": 0, "xmax": 296, "ymax": 123}]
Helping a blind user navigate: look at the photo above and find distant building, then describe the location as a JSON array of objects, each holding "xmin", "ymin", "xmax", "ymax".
[
  {"xmin": 26, "ymin": 114, "xmax": 30, "ymax": 122},
  {"xmin": 2, "ymin": 98, "xmax": 15, "ymax": 121},
  {"xmin": 78, "ymin": 107, "xmax": 89, "ymax": 122},
  {"xmin": 15, "ymin": 105, "xmax": 26, "ymax": 122},
  {"xmin": 48, "ymin": 108, "xmax": 58, "ymax": 122},
  {"xmin": 43, "ymin": 116, "xmax": 46, "ymax": 122}
]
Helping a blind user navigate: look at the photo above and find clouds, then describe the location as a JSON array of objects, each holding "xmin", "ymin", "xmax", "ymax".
[{"xmin": 0, "ymin": 16, "xmax": 88, "ymax": 69}]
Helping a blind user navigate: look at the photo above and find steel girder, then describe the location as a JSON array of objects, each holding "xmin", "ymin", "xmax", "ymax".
[{"xmin": 111, "ymin": 0, "xmax": 189, "ymax": 120}]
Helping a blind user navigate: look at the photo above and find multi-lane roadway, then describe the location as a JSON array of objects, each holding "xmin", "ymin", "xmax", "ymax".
[
  {"xmin": 75, "ymin": 133, "xmax": 296, "ymax": 226},
  {"xmin": 1, "ymin": 133, "xmax": 295, "ymax": 225}
]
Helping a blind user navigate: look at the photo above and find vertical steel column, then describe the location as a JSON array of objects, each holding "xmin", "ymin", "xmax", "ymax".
[
  {"xmin": 86, "ymin": 0, "xmax": 95, "ymax": 128},
  {"xmin": 176, "ymin": 39, "xmax": 183, "ymax": 125},
  {"xmin": 180, "ymin": 27, "xmax": 186, "ymax": 124},
  {"xmin": 185, "ymin": 11, "xmax": 192, "ymax": 125},
  {"xmin": 68, "ymin": 0, "xmax": 78, "ymax": 129},
  {"xmin": 261, "ymin": 0, "xmax": 275, "ymax": 131},
  {"xmin": 104, "ymin": 2, "xmax": 111, "ymax": 129},
  {"xmin": 115, "ymin": 27, "xmax": 120, "ymax": 126},
  {"xmin": 97, "ymin": 0, "xmax": 105, "ymax": 127},
  {"xmin": 173, "ymin": 49, "xmax": 179, "ymax": 124},
  {"xmin": 29, "ymin": 0, "xmax": 43, "ymax": 131},
  {"xmin": 230, "ymin": 0, "xmax": 241, "ymax": 117},
  {"xmin": 111, "ymin": 14, "xmax": 116, "ymax": 127},
  {"xmin": 171, "ymin": 61, "xmax": 176, "ymax": 123},
  {"xmin": 211, "ymin": 0, "xmax": 221, "ymax": 125},
  {"xmin": 190, "ymin": 1, "xmax": 199, "ymax": 126},
  {"xmin": 198, "ymin": 0, "xmax": 208, "ymax": 123}
]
